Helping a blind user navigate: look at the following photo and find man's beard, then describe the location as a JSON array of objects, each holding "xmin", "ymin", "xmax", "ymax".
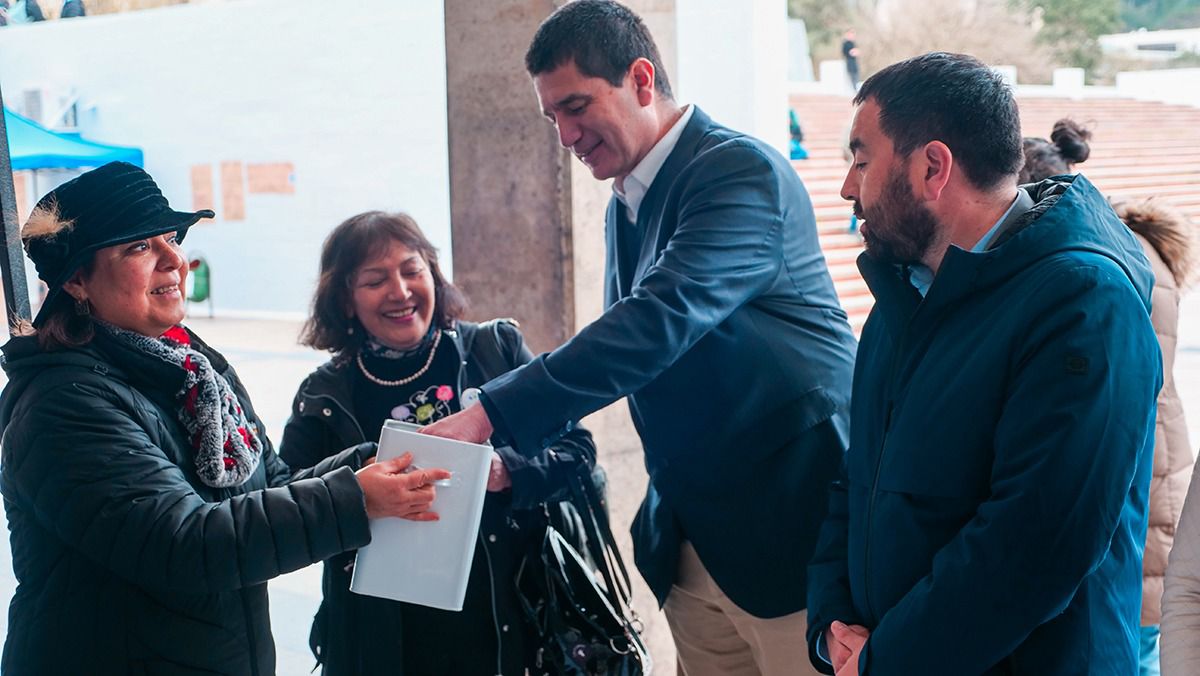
[{"xmin": 857, "ymin": 171, "xmax": 940, "ymax": 266}]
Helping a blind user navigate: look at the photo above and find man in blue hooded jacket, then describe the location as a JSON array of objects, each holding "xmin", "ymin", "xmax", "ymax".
[{"xmin": 806, "ymin": 52, "xmax": 1161, "ymax": 675}]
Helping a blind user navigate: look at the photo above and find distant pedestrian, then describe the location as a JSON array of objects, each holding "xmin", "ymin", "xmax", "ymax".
[
  {"xmin": 789, "ymin": 108, "xmax": 809, "ymax": 160},
  {"xmin": 60, "ymin": 0, "xmax": 84, "ymax": 18},
  {"xmin": 841, "ymin": 29, "xmax": 860, "ymax": 90},
  {"xmin": 4, "ymin": 0, "xmax": 44, "ymax": 24}
]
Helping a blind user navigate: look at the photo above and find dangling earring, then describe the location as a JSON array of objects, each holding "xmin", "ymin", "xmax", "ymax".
[
  {"xmin": 74, "ymin": 298, "xmax": 91, "ymax": 317},
  {"xmin": 347, "ymin": 324, "xmax": 355, "ymax": 336}
]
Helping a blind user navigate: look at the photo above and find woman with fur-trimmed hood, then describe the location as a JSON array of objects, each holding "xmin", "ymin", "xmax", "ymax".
[
  {"xmin": 1123, "ymin": 198, "xmax": 1194, "ymax": 650},
  {"xmin": 1022, "ymin": 120, "xmax": 1194, "ymax": 676}
]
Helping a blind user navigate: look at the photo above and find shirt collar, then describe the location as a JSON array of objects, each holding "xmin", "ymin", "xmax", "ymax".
[
  {"xmin": 971, "ymin": 191, "xmax": 1025, "ymax": 253},
  {"xmin": 907, "ymin": 190, "xmax": 1025, "ymax": 297},
  {"xmin": 613, "ymin": 104, "xmax": 695, "ymax": 223}
]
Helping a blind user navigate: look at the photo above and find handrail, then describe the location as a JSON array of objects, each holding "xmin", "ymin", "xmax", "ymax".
[{"xmin": 0, "ymin": 81, "xmax": 32, "ymax": 330}]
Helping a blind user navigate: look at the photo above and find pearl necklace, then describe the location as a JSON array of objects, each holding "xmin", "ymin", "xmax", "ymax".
[{"xmin": 356, "ymin": 329, "xmax": 443, "ymax": 387}]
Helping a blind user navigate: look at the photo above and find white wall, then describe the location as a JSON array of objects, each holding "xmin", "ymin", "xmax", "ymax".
[
  {"xmin": 1117, "ymin": 68, "xmax": 1200, "ymax": 109},
  {"xmin": 788, "ymin": 18, "xmax": 814, "ymax": 83},
  {"xmin": 675, "ymin": 0, "xmax": 789, "ymax": 153},
  {"xmin": 0, "ymin": 0, "xmax": 450, "ymax": 318},
  {"xmin": 1100, "ymin": 27, "xmax": 1200, "ymax": 61}
]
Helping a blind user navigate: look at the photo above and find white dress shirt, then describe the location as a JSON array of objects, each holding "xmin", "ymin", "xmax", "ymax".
[{"xmin": 613, "ymin": 104, "xmax": 695, "ymax": 223}]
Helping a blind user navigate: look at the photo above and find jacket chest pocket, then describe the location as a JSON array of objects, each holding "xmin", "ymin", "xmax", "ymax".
[{"xmin": 873, "ymin": 413, "xmax": 994, "ymax": 500}]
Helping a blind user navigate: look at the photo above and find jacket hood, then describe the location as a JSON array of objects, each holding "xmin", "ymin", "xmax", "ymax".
[{"xmin": 937, "ymin": 174, "xmax": 1154, "ymax": 312}]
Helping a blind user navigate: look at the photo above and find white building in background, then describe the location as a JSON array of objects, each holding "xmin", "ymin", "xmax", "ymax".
[
  {"xmin": 0, "ymin": 0, "xmax": 453, "ymax": 319},
  {"xmin": 1097, "ymin": 28, "xmax": 1200, "ymax": 108},
  {"xmin": 1, "ymin": 0, "xmax": 793, "ymax": 318},
  {"xmin": 1100, "ymin": 27, "xmax": 1200, "ymax": 61}
]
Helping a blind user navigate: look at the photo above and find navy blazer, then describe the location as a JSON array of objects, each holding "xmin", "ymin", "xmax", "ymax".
[{"xmin": 482, "ymin": 107, "xmax": 856, "ymax": 617}]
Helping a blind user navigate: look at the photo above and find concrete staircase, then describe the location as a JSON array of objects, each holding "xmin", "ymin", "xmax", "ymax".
[{"xmin": 791, "ymin": 93, "xmax": 1200, "ymax": 333}]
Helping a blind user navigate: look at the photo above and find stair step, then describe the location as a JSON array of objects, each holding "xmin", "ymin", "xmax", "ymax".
[{"xmin": 795, "ymin": 92, "xmax": 1200, "ymax": 335}]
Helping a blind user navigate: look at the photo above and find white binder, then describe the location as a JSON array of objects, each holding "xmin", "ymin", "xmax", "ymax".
[{"xmin": 349, "ymin": 420, "xmax": 492, "ymax": 611}]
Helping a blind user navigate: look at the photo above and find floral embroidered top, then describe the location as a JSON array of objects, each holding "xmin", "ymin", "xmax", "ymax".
[{"xmin": 351, "ymin": 335, "xmax": 461, "ymax": 434}]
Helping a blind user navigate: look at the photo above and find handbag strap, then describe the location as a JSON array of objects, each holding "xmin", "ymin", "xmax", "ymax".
[
  {"xmin": 568, "ymin": 463, "xmax": 638, "ymax": 622},
  {"xmin": 464, "ymin": 318, "xmax": 518, "ymax": 377}
]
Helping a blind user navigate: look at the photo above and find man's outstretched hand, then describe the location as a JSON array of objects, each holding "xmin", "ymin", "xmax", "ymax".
[{"xmin": 422, "ymin": 401, "xmax": 494, "ymax": 444}]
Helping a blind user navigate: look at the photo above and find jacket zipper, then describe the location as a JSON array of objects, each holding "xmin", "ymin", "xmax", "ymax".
[
  {"xmin": 863, "ymin": 317, "xmax": 914, "ymax": 622},
  {"xmin": 448, "ymin": 328, "xmax": 507, "ymax": 675},
  {"xmin": 451, "ymin": 330, "xmax": 508, "ymax": 675},
  {"xmin": 480, "ymin": 532, "xmax": 505, "ymax": 676},
  {"xmin": 863, "ymin": 403, "xmax": 891, "ymax": 622}
]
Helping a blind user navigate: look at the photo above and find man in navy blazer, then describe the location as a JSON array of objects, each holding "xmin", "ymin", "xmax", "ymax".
[{"xmin": 426, "ymin": 2, "xmax": 855, "ymax": 672}]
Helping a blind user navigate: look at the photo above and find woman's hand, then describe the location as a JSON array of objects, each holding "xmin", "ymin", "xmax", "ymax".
[
  {"xmin": 486, "ymin": 451, "xmax": 512, "ymax": 492},
  {"xmin": 356, "ymin": 452, "xmax": 451, "ymax": 521}
]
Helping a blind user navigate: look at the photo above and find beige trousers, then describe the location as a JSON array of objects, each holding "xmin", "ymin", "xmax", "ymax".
[{"xmin": 664, "ymin": 541, "xmax": 822, "ymax": 676}]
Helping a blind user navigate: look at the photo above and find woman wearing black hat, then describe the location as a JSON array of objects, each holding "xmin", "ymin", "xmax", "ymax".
[{"xmin": 0, "ymin": 161, "xmax": 450, "ymax": 676}]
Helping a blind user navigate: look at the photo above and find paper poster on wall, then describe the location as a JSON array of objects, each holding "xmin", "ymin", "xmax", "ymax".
[
  {"xmin": 191, "ymin": 164, "xmax": 214, "ymax": 213},
  {"xmin": 220, "ymin": 161, "xmax": 245, "ymax": 221},
  {"xmin": 247, "ymin": 162, "xmax": 295, "ymax": 194},
  {"xmin": 13, "ymin": 172, "xmax": 28, "ymax": 225}
]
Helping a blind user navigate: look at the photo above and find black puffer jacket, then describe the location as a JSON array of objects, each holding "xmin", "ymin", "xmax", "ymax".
[
  {"xmin": 0, "ymin": 328, "xmax": 374, "ymax": 676},
  {"xmin": 281, "ymin": 319, "xmax": 597, "ymax": 675}
]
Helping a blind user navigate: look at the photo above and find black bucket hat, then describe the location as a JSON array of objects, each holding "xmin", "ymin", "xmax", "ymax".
[{"xmin": 23, "ymin": 161, "xmax": 215, "ymax": 327}]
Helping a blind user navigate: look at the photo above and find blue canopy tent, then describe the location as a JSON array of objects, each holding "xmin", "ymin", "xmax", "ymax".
[
  {"xmin": 4, "ymin": 107, "xmax": 143, "ymax": 169},
  {"xmin": 0, "ymin": 106, "xmax": 145, "ymax": 324}
]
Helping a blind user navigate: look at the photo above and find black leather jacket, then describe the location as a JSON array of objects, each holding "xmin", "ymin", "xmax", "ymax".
[{"xmin": 280, "ymin": 319, "xmax": 597, "ymax": 675}]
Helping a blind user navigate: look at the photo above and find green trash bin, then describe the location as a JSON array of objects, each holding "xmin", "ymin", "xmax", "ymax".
[{"xmin": 188, "ymin": 256, "xmax": 213, "ymax": 317}]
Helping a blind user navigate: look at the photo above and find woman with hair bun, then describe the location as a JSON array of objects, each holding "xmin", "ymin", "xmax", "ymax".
[{"xmin": 1018, "ymin": 118, "xmax": 1092, "ymax": 183}]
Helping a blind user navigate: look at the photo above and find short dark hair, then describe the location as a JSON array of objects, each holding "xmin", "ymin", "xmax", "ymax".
[
  {"xmin": 524, "ymin": 0, "xmax": 673, "ymax": 99},
  {"xmin": 855, "ymin": 52, "xmax": 1022, "ymax": 190},
  {"xmin": 300, "ymin": 211, "xmax": 467, "ymax": 357}
]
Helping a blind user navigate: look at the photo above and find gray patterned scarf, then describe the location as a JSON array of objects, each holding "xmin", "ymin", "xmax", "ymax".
[{"xmin": 98, "ymin": 322, "xmax": 263, "ymax": 488}]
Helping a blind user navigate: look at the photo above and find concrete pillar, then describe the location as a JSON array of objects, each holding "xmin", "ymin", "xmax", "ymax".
[
  {"xmin": 444, "ymin": 0, "xmax": 572, "ymax": 354},
  {"xmin": 1053, "ymin": 67, "xmax": 1087, "ymax": 97}
]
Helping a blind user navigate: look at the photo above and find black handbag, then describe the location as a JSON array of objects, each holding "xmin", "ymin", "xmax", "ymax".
[{"xmin": 517, "ymin": 464, "xmax": 652, "ymax": 675}]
